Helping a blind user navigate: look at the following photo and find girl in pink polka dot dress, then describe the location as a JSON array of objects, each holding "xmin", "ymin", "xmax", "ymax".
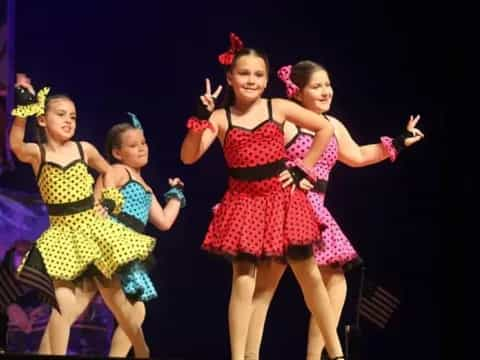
[
  {"xmin": 245, "ymin": 60, "xmax": 424, "ymax": 360},
  {"xmin": 181, "ymin": 34, "xmax": 345, "ymax": 360}
]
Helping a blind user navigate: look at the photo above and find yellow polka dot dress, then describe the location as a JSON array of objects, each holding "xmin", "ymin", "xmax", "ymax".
[{"xmin": 17, "ymin": 142, "xmax": 156, "ymax": 308}]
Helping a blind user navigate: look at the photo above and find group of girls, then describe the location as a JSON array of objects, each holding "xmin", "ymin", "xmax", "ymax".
[{"xmin": 5, "ymin": 32, "xmax": 423, "ymax": 359}]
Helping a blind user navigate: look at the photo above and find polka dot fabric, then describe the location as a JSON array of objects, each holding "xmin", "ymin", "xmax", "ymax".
[
  {"xmin": 119, "ymin": 181, "xmax": 152, "ymax": 225},
  {"xmin": 202, "ymin": 101, "xmax": 322, "ymax": 259},
  {"xmin": 223, "ymin": 121, "xmax": 285, "ymax": 168},
  {"xmin": 111, "ymin": 175, "xmax": 157, "ymax": 303},
  {"xmin": 286, "ymin": 129, "xmax": 361, "ymax": 269},
  {"xmin": 24, "ymin": 151, "xmax": 156, "ymax": 281}
]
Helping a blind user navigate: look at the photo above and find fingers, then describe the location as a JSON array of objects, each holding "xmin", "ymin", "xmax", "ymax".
[
  {"xmin": 407, "ymin": 114, "xmax": 421, "ymax": 129},
  {"xmin": 94, "ymin": 201, "xmax": 108, "ymax": 218},
  {"xmin": 278, "ymin": 170, "xmax": 293, "ymax": 188},
  {"xmin": 404, "ymin": 135, "xmax": 423, "ymax": 147},
  {"xmin": 169, "ymin": 177, "xmax": 184, "ymax": 187},
  {"xmin": 212, "ymin": 85, "xmax": 223, "ymax": 99},
  {"xmin": 299, "ymin": 178, "xmax": 314, "ymax": 191},
  {"xmin": 205, "ymin": 78, "xmax": 211, "ymax": 96},
  {"xmin": 200, "ymin": 95, "xmax": 208, "ymax": 107},
  {"xmin": 411, "ymin": 127, "xmax": 425, "ymax": 137}
]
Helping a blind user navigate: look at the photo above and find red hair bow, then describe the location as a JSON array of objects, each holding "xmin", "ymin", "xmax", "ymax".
[{"xmin": 218, "ymin": 32, "xmax": 244, "ymax": 65}]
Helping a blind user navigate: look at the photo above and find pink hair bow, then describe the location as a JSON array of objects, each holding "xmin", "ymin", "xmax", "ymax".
[{"xmin": 277, "ymin": 65, "xmax": 299, "ymax": 98}]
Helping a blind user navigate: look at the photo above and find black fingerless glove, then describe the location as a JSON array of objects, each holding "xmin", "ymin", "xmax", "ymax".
[
  {"xmin": 15, "ymin": 86, "xmax": 36, "ymax": 106},
  {"xmin": 392, "ymin": 130, "xmax": 415, "ymax": 153}
]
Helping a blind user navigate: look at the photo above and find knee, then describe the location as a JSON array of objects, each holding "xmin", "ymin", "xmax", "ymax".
[
  {"xmin": 253, "ymin": 284, "xmax": 276, "ymax": 304},
  {"xmin": 245, "ymin": 352, "xmax": 259, "ymax": 360}
]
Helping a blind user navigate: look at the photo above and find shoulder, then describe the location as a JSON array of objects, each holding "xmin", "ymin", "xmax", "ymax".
[
  {"xmin": 78, "ymin": 141, "xmax": 98, "ymax": 154},
  {"xmin": 105, "ymin": 164, "xmax": 130, "ymax": 187},
  {"xmin": 271, "ymin": 97, "xmax": 292, "ymax": 110},
  {"xmin": 325, "ymin": 115, "xmax": 345, "ymax": 131}
]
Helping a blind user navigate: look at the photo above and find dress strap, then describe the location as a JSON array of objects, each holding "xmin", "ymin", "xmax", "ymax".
[
  {"xmin": 124, "ymin": 167, "xmax": 133, "ymax": 181},
  {"xmin": 75, "ymin": 141, "xmax": 85, "ymax": 161},
  {"xmin": 225, "ymin": 107, "xmax": 233, "ymax": 129},
  {"xmin": 267, "ymin": 98, "xmax": 273, "ymax": 119},
  {"xmin": 37, "ymin": 143, "xmax": 46, "ymax": 163}
]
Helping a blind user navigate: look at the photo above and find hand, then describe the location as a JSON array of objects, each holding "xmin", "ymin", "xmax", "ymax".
[
  {"xmin": 15, "ymin": 73, "xmax": 35, "ymax": 95},
  {"xmin": 200, "ymin": 78, "xmax": 223, "ymax": 113},
  {"xmin": 168, "ymin": 177, "xmax": 184, "ymax": 188},
  {"xmin": 7, "ymin": 304, "xmax": 33, "ymax": 334},
  {"xmin": 278, "ymin": 169, "xmax": 294, "ymax": 188},
  {"xmin": 404, "ymin": 114, "xmax": 425, "ymax": 147},
  {"xmin": 298, "ymin": 178, "xmax": 314, "ymax": 191},
  {"xmin": 94, "ymin": 200, "xmax": 109, "ymax": 218}
]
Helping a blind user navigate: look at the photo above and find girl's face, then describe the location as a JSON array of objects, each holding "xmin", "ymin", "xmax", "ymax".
[
  {"xmin": 295, "ymin": 69, "xmax": 333, "ymax": 114},
  {"xmin": 227, "ymin": 55, "xmax": 268, "ymax": 103},
  {"xmin": 112, "ymin": 128, "xmax": 149, "ymax": 169},
  {"xmin": 38, "ymin": 98, "xmax": 77, "ymax": 142}
]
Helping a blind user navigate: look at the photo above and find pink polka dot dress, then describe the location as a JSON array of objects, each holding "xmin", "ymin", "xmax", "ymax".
[
  {"xmin": 202, "ymin": 99, "xmax": 322, "ymax": 260},
  {"xmin": 285, "ymin": 119, "xmax": 362, "ymax": 271}
]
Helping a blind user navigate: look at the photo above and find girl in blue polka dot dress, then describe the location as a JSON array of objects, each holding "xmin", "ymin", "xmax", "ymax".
[{"xmin": 97, "ymin": 113, "xmax": 185, "ymax": 357}]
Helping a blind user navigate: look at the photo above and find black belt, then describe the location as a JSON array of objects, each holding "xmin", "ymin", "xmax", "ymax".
[
  {"xmin": 228, "ymin": 159, "xmax": 286, "ymax": 181},
  {"xmin": 312, "ymin": 179, "xmax": 328, "ymax": 193},
  {"xmin": 47, "ymin": 195, "xmax": 94, "ymax": 216},
  {"xmin": 112, "ymin": 212, "xmax": 146, "ymax": 233}
]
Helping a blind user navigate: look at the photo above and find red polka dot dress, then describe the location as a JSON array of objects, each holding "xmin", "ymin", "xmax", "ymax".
[
  {"xmin": 285, "ymin": 118, "xmax": 362, "ymax": 271},
  {"xmin": 202, "ymin": 99, "xmax": 322, "ymax": 260}
]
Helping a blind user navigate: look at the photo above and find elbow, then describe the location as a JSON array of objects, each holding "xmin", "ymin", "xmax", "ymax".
[
  {"xmin": 158, "ymin": 223, "xmax": 172, "ymax": 231},
  {"xmin": 180, "ymin": 152, "xmax": 198, "ymax": 165},
  {"xmin": 9, "ymin": 142, "xmax": 21, "ymax": 157},
  {"xmin": 344, "ymin": 156, "xmax": 366, "ymax": 168}
]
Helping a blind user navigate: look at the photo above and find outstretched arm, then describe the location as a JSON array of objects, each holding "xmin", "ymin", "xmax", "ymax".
[{"xmin": 334, "ymin": 115, "xmax": 424, "ymax": 167}]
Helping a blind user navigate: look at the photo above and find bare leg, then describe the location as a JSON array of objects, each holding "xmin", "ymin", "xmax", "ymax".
[
  {"xmin": 244, "ymin": 261, "xmax": 287, "ymax": 360},
  {"xmin": 288, "ymin": 257, "xmax": 344, "ymax": 359},
  {"xmin": 109, "ymin": 301, "xmax": 146, "ymax": 357},
  {"xmin": 306, "ymin": 268, "xmax": 347, "ymax": 360},
  {"xmin": 94, "ymin": 276, "xmax": 149, "ymax": 358},
  {"xmin": 229, "ymin": 260, "xmax": 257, "ymax": 360},
  {"xmin": 41, "ymin": 278, "xmax": 97, "ymax": 355}
]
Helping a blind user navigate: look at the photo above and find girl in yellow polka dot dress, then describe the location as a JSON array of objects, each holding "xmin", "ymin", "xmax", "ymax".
[{"xmin": 9, "ymin": 74, "xmax": 153, "ymax": 358}]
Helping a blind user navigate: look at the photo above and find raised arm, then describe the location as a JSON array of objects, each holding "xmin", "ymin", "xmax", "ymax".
[
  {"xmin": 333, "ymin": 115, "xmax": 424, "ymax": 167},
  {"xmin": 9, "ymin": 76, "xmax": 42, "ymax": 168},
  {"xmin": 180, "ymin": 78, "xmax": 223, "ymax": 165},
  {"xmin": 180, "ymin": 110, "xmax": 219, "ymax": 164}
]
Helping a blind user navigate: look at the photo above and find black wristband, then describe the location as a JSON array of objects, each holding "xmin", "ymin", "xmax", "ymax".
[
  {"xmin": 15, "ymin": 86, "xmax": 36, "ymax": 106},
  {"xmin": 392, "ymin": 130, "xmax": 415, "ymax": 153},
  {"xmin": 195, "ymin": 96, "xmax": 217, "ymax": 120},
  {"xmin": 100, "ymin": 199, "xmax": 115, "ymax": 215},
  {"xmin": 288, "ymin": 166, "xmax": 309, "ymax": 185}
]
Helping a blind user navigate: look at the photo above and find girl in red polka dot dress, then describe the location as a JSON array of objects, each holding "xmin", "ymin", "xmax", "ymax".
[
  {"xmin": 180, "ymin": 34, "xmax": 345, "ymax": 360},
  {"xmin": 245, "ymin": 60, "xmax": 424, "ymax": 360}
]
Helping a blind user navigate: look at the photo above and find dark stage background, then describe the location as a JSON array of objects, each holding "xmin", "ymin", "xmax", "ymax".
[{"xmin": 1, "ymin": 0, "xmax": 445, "ymax": 359}]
